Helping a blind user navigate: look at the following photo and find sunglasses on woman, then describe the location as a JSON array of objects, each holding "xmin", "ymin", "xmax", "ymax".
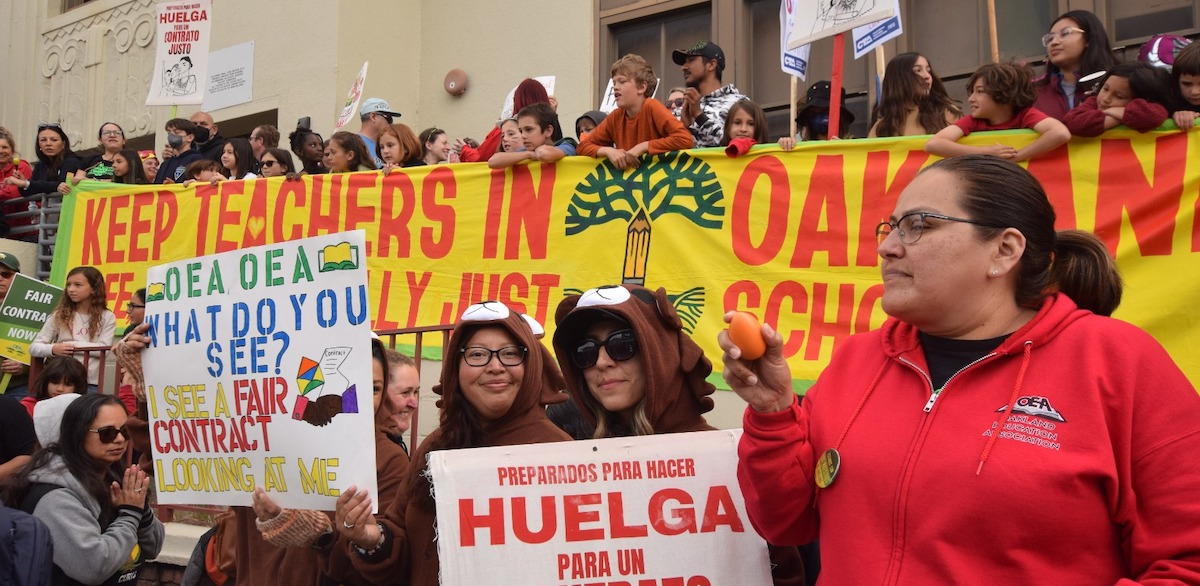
[
  {"xmin": 90, "ymin": 425, "xmax": 130, "ymax": 444},
  {"xmin": 570, "ymin": 329, "xmax": 638, "ymax": 369}
]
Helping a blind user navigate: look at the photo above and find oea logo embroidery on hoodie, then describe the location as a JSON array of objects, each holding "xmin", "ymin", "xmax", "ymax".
[
  {"xmin": 985, "ymin": 395, "xmax": 1066, "ymax": 452},
  {"xmin": 995, "ymin": 395, "xmax": 1066, "ymax": 422}
]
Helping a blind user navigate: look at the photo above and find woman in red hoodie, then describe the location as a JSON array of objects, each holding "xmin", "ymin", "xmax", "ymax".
[{"xmin": 722, "ymin": 155, "xmax": 1200, "ymax": 583}]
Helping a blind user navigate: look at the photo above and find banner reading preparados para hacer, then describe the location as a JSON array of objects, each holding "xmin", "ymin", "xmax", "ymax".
[
  {"xmin": 142, "ymin": 230, "xmax": 377, "ymax": 510},
  {"xmin": 430, "ymin": 430, "xmax": 772, "ymax": 586},
  {"xmin": 54, "ymin": 130, "xmax": 1200, "ymax": 392}
]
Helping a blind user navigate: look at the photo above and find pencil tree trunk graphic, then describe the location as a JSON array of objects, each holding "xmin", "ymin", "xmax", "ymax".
[
  {"xmin": 565, "ymin": 151, "xmax": 725, "ymax": 332},
  {"xmin": 623, "ymin": 210, "xmax": 651, "ymax": 285}
]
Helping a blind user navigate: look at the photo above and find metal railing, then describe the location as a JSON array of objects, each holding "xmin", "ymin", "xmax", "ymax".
[
  {"xmin": 375, "ymin": 324, "xmax": 456, "ymax": 450},
  {"xmin": 6, "ymin": 190, "xmax": 63, "ymax": 280}
]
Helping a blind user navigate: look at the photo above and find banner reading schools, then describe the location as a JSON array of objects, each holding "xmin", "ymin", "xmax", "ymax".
[
  {"xmin": 141, "ymin": 231, "xmax": 377, "ymax": 510},
  {"xmin": 430, "ymin": 430, "xmax": 772, "ymax": 586},
  {"xmin": 145, "ymin": 0, "xmax": 212, "ymax": 106},
  {"xmin": 54, "ymin": 130, "xmax": 1200, "ymax": 392}
]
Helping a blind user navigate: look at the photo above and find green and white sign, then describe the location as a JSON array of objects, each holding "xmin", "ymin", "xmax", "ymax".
[{"xmin": 0, "ymin": 273, "xmax": 63, "ymax": 365}]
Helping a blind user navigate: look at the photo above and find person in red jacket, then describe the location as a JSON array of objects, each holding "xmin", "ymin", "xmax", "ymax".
[
  {"xmin": 1062, "ymin": 62, "xmax": 1173, "ymax": 136},
  {"xmin": 720, "ymin": 155, "xmax": 1200, "ymax": 584}
]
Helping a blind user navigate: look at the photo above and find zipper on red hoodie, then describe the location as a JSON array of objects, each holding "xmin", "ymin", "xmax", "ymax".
[{"xmin": 881, "ymin": 351, "xmax": 999, "ymax": 584}]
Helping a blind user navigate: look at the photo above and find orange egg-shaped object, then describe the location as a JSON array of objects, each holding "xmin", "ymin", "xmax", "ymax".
[{"xmin": 729, "ymin": 311, "xmax": 766, "ymax": 360}]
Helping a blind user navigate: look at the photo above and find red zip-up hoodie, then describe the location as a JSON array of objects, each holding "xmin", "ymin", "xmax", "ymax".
[{"xmin": 738, "ymin": 293, "xmax": 1200, "ymax": 584}]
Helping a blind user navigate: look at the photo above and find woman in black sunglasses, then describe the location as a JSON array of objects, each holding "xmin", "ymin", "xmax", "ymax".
[
  {"xmin": 1, "ymin": 393, "xmax": 163, "ymax": 584},
  {"xmin": 552, "ymin": 284, "xmax": 806, "ymax": 585},
  {"xmin": 335, "ymin": 302, "xmax": 570, "ymax": 586},
  {"xmin": 553, "ymin": 284, "xmax": 716, "ymax": 437}
]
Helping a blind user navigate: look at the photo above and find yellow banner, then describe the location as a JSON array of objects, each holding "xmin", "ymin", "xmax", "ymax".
[{"xmin": 55, "ymin": 129, "xmax": 1200, "ymax": 390}]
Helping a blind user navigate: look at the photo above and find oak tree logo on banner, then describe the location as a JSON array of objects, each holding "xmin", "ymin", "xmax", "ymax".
[{"xmin": 566, "ymin": 152, "xmax": 725, "ymax": 332}]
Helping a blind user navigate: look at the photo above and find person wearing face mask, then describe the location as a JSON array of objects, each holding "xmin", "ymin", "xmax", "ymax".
[
  {"xmin": 153, "ymin": 118, "xmax": 203, "ymax": 184},
  {"xmin": 796, "ymin": 81, "xmax": 856, "ymax": 141},
  {"xmin": 190, "ymin": 111, "xmax": 226, "ymax": 163}
]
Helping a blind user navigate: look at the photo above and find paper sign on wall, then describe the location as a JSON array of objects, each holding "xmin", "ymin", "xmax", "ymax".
[{"xmin": 145, "ymin": 0, "xmax": 212, "ymax": 106}]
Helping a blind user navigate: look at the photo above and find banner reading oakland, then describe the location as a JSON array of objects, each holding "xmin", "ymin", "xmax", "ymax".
[{"xmin": 52, "ymin": 129, "xmax": 1200, "ymax": 390}]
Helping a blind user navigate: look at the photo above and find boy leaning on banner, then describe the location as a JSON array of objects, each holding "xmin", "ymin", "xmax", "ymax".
[{"xmin": 577, "ymin": 54, "xmax": 694, "ymax": 170}]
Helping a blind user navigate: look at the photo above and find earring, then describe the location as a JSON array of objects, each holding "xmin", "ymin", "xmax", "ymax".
[{"xmin": 991, "ymin": 269, "xmax": 999, "ymax": 276}]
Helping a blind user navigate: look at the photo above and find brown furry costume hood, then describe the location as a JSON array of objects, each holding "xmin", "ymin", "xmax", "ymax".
[{"xmin": 553, "ymin": 285, "xmax": 715, "ymax": 434}]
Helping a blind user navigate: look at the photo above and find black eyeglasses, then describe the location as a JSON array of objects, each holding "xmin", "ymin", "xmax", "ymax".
[
  {"xmin": 876, "ymin": 212, "xmax": 999, "ymax": 245},
  {"xmin": 0, "ymin": 270, "xmax": 14, "ymax": 279},
  {"xmin": 461, "ymin": 345, "xmax": 527, "ymax": 367},
  {"xmin": 90, "ymin": 425, "xmax": 130, "ymax": 444},
  {"xmin": 126, "ymin": 302, "xmax": 145, "ymax": 310},
  {"xmin": 668, "ymin": 98, "xmax": 685, "ymax": 108},
  {"xmin": 570, "ymin": 329, "xmax": 638, "ymax": 369},
  {"xmin": 37, "ymin": 123, "xmax": 62, "ymax": 131},
  {"xmin": 261, "ymin": 160, "xmax": 278, "ymax": 168}
]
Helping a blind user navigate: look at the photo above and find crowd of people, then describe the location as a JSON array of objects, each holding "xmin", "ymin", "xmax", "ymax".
[
  {"xmin": 1, "ymin": 9, "xmax": 1200, "ymax": 585},
  {"xmin": 1, "ymin": 10, "xmax": 1196, "ymax": 237}
]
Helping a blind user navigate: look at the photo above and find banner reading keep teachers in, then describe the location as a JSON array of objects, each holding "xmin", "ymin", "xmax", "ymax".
[{"xmin": 53, "ymin": 130, "xmax": 1200, "ymax": 392}]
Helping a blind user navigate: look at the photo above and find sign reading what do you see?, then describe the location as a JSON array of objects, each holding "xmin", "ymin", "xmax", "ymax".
[
  {"xmin": 142, "ymin": 230, "xmax": 377, "ymax": 510},
  {"xmin": 431, "ymin": 430, "xmax": 772, "ymax": 586}
]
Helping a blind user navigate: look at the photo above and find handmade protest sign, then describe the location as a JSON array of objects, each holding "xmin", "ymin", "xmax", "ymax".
[
  {"xmin": 0, "ymin": 273, "xmax": 63, "ymax": 365},
  {"xmin": 145, "ymin": 0, "xmax": 212, "ymax": 106},
  {"xmin": 430, "ymin": 430, "xmax": 772, "ymax": 586},
  {"xmin": 142, "ymin": 230, "xmax": 377, "ymax": 510}
]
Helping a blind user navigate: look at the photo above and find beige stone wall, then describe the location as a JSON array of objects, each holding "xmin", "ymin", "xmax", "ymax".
[
  {"xmin": 0, "ymin": 0, "xmax": 594, "ymax": 152},
  {"xmin": 412, "ymin": 0, "xmax": 597, "ymax": 143}
]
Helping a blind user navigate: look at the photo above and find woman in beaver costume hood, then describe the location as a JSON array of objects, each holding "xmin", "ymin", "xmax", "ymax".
[
  {"xmin": 553, "ymin": 285, "xmax": 807, "ymax": 585},
  {"xmin": 553, "ymin": 284, "xmax": 716, "ymax": 437},
  {"xmin": 336, "ymin": 301, "xmax": 570, "ymax": 586}
]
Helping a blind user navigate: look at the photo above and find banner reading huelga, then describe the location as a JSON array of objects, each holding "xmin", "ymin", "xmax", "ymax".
[
  {"xmin": 52, "ymin": 130, "xmax": 1200, "ymax": 391},
  {"xmin": 145, "ymin": 0, "xmax": 211, "ymax": 106}
]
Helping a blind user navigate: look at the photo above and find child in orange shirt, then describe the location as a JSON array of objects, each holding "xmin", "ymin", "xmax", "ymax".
[{"xmin": 578, "ymin": 54, "xmax": 694, "ymax": 169}]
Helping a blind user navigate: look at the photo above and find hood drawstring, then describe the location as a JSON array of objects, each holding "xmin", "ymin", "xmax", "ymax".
[
  {"xmin": 814, "ymin": 359, "xmax": 889, "ymax": 508},
  {"xmin": 976, "ymin": 340, "xmax": 1034, "ymax": 475}
]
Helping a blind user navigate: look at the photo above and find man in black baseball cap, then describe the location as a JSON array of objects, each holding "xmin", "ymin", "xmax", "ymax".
[{"xmin": 672, "ymin": 41, "xmax": 747, "ymax": 148}]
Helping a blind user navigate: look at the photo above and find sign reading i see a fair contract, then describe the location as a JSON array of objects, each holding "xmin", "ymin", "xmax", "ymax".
[{"xmin": 142, "ymin": 231, "xmax": 377, "ymax": 510}]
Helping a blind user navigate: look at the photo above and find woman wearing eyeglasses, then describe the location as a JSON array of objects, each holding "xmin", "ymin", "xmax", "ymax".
[
  {"xmin": 551, "ymin": 284, "xmax": 807, "ymax": 585},
  {"xmin": 1033, "ymin": 10, "xmax": 1117, "ymax": 119},
  {"xmin": 1, "ymin": 393, "xmax": 164, "ymax": 585},
  {"xmin": 75, "ymin": 122, "xmax": 128, "ymax": 182},
  {"xmin": 723, "ymin": 155, "xmax": 1200, "ymax": 583},
  {"xmin": 335, "ymin": 302, "xmax": 570, "ymax": 586}
]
